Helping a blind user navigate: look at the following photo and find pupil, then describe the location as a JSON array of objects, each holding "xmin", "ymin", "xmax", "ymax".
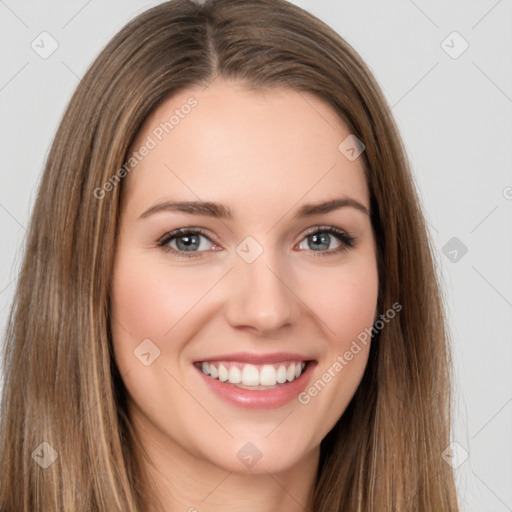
[
  {"xmin": 177, "ymin": 234, "xmax": 199, "ymax": 251},
  {"xmin": 310, "ymin": 233, "xmax": 329, "ymax": 251}
]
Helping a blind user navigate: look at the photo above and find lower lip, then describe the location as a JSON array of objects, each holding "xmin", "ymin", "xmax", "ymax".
[{"xmin": 194, "ymin": 362, "xmax": 316, "ymax": 410}]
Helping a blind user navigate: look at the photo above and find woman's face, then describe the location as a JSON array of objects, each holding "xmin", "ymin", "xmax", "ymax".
[{"xmin": 111, "ymin": 79, "xmax": 378, "ymax": 475}]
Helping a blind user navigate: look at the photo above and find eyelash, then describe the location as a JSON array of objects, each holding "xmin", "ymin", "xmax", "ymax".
[{"xmin": 157, "ymin": 226, "xmax": 357, "ymax": 259}]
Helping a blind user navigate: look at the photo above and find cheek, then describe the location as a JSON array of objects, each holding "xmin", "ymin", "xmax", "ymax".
[
  {"xmin": 327, "ymin": 271, "xmax": 378, "ymax": 342},
  {"xmin": 297, "ymin": 257, "xmax": 378, "ymax": 423},
  {"xmin": 294, "ymin": 248, "xmax": 378, "ymax": 401},
  {"xmin": 298, "ymin": 256, "xmax": 379, "ymax": 347},
  {"xmin": 111, "ymin": 250, "xmax": 215, "ymax": 343},
  {"xmin": 109, "ymin": 249, "xmax": 219, "ymax": 434}
]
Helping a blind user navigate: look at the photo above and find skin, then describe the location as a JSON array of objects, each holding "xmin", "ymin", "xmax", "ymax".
[{"xmin": 110, "ymin": 79, "xmax": 379, "ymax": 512}]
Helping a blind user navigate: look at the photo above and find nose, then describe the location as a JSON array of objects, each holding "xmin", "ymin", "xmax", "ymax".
[{"xmin": 224, "ymin": 251, "xmax": 299, "ymax": 335}]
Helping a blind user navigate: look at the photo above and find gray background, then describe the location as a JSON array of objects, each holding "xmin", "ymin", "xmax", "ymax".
[{"xmin": 1, "ymin": 1, "xmax": 511, "ymax": 510}]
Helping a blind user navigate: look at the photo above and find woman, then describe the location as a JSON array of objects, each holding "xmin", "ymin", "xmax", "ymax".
[{"xmin": 0, "ymin": 0, "xmax": 460, "ymax": 510}]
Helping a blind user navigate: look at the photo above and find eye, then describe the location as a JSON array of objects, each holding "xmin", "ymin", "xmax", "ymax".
[
  {"xmin": 157, "ymin": 225, "xmax": 357, "ymax": 259},
  {"xmin": 157, "ymin": 228, "xmax": 218, "ymax": 258},
  {"xmin": 296, "ymin": 226, "xmax": 357, "ymax": 256}
]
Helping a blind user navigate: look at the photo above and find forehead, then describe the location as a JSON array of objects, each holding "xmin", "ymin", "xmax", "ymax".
[{"xmin": 122, "ymin": 80, "xmax": 368, "ymax": 217}]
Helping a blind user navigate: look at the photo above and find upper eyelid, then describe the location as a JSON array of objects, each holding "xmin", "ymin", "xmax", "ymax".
[{"xmin": 158, "ymin": 226, "xmax": 211, "ymax": 243}]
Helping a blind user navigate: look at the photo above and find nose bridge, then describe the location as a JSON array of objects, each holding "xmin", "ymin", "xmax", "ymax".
[{"xmin": 225, "ymin": 244, "xmax": 297, "ymax": 333}]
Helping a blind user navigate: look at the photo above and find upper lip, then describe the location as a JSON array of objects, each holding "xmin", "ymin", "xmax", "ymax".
[{"xmin": 194, "ymin": 352, "xmax": 315, "ymax": 364}]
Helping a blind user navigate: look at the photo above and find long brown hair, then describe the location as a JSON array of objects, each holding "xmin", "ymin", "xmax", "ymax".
[{"xmin": 0, "ymin": 0, "xmax": 460, "ymax": 510}]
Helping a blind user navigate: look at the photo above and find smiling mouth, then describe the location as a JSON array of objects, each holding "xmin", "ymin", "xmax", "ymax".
[{"xmin": 193, "ymin": 360, "xmax": 311, "ymax": 389}]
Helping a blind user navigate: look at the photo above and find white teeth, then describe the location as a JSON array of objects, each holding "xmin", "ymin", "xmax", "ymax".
[
  {"xmin": 241, "ymin": 364, "xmax": 259, "ymax": 386},
  {"xmin": 199, "ymin": 360, "xmax": 307, "ymax": 386},
  {"xmin": 276, "ymin": 365, "xmax": 288, "ymax": 384},
  {"xmin": 218, "ymin": 364, "xmax": 229, "ymax": 382},
  {"xmin": 228, "ymin": 366, "xmax": 242, "ymax": 383},
  {"xmin": 259, "ymin": 365, "xmax": 277, "ymax": 386},
  {"xmin": 209, "ymin": 364, "xmax": 218, "ymax": 379}
]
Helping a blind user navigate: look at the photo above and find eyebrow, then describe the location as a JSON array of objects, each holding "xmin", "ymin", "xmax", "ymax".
[{"xmin": 138, "ymin": 197, "xmax": 369, "ymax": 220}]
